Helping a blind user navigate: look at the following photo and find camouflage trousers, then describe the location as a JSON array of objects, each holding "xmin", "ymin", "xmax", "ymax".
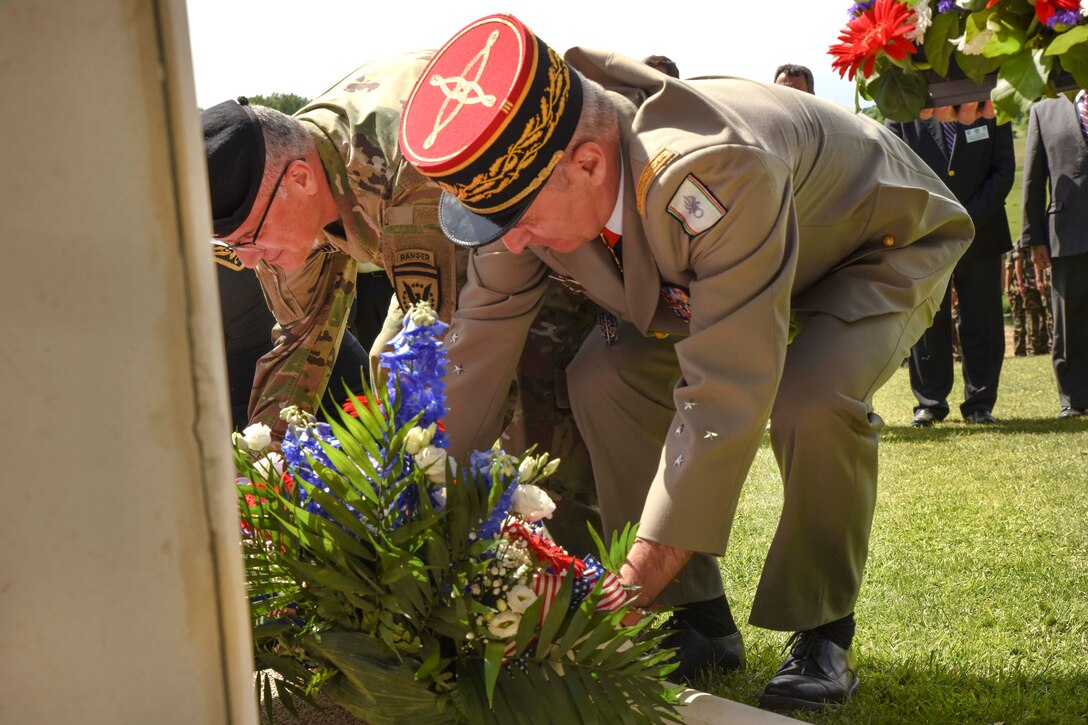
[
  {"xmin": 502, "ymin": 281, "xmax": 602, "ymax": 557},
  {"xmin": 1009, "ymin": 288, "xmax": 1050, "ymax": 356}
]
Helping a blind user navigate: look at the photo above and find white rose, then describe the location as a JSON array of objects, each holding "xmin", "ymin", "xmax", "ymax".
[
  {"xmin": 404, "ymin": 423, "xmax": 437, "ymax": 455},
  {"xmin": 506, "ymin": 584, "xmax": 537, "ymax": 614},
  {"xmin": 241, "ymin": 423, "xmax": 272, "ymax": 451},
  {"xmin": 511, "ymin": 483, "xmax": 556, "ymax": 522},
  {"xmin": 414, "ymin": 445, "xmax": 448, "ymax": 484},
  {"xmin": 253, "ymin": 452, "xmax": 284, "ymax": 480},
  {"xmin": 487, "ymin": 611, "xmax": 521, "ymax": 639}
]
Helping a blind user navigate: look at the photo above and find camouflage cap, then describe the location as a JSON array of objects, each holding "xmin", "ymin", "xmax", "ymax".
[
  {"xmin": 202, "ymin": 98, "xmax": 265, "ymax": 238},
  {"xmin": 398, "ymin": 14, "xmax": 583, "ymax": 247}
]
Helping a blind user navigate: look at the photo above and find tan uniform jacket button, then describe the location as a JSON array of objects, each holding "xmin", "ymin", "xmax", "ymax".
[{"xmin": 883, "ymin": 235, "xmax": 895, "ymax": 247}]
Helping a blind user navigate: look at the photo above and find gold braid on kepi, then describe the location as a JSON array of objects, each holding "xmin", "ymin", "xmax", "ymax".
[{"xmin": 398, "ymin": 13, "xmax": 583, "ymax": 247}]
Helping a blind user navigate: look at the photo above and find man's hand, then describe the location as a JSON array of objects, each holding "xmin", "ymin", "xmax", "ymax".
[
  {"xmin": 919, "ymin": 100, "xmax": 995, "ymax": 123},
  {"xmin": 1031, "ymin": 244, "xmax": 1052, "ymax": 274},
  {"xmin": 619, "ymin": 537, "xmax": 694, "ymax": 607}
]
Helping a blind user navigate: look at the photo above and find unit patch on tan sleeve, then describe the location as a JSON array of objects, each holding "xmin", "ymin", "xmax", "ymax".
[
  {"xmin": 392, "ymin": 248, "xmax": 441, "ymax": 312},
  {"xmin": 666, "ymin": 174, "xmax": 727, "ymax": 236},
  {"xmin": 213, "ymin": 245, "xmax": 244, "ymax": 271}
]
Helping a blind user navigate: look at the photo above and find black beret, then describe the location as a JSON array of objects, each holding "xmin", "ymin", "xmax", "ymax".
[{"xmin": 202, "ymin": 98, "xmax": 265, "ymax": 238}]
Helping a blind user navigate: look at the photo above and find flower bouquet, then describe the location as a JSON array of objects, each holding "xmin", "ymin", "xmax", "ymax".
[
  {"xmin": 830, "ymin": 0, "xmax": 1087, "ymax": 123},
  {"xmin": 233, "ymin": 302, "xmax": 679, "ymax": 724}
]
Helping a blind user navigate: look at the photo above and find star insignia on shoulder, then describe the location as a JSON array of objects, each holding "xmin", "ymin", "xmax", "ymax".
[
  {"xmin": 450, "ymin": 331, "xmax": 461, "ymax": 343},
  {"xmin": 683, "ymin": 400, "xmax": 697, "ymax": 410},
  {"xmin": 703, "ymin": 430, "xmax": 719, "ymax": 440},
  {"xmin": 452, "ymin": 364, "xmax": 464, "ymax": 375},
  {"xmin": 673, "ymin": 454, "xmax": 685, "ymax": 467},
  {"xmin": 675, "ymin": 424, "xmax": 685, "ymax": 436}
]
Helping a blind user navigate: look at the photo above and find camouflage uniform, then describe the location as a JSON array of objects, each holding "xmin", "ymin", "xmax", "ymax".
[
  {"xmin": 246, "ymin": 54, "xmax": 599, "ymax": 544},
  {"xmin": 1006, "ymin": 247, "xmax": 1050, "ymax": 357}
]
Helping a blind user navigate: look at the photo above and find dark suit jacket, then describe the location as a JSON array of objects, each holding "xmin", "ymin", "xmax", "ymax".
[
  {"xmin": 887, "ymin": 117, "xmax": 1014, "ymax": 263},
  {"xmin": 1022, "ymin": 96, "xmax": 1088, "ymax": 258}
]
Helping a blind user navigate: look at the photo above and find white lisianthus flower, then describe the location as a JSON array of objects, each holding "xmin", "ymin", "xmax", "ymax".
[
  {"xmin": 487, "ymin": 611, "xmax": 521, "ymax": 639},
  {"xmin": 511, "ymin": 483, "xmax": 556, "ymax": 522},
  {"xmin": 905, "ymin": 1, "xmax": 932, "ymax": 43},
  {"xmin": 506, "ymin": 584, "xmax": 537, "ymax": 614},
  {"xmin": 541, "ymin": 458, "xmax": 560, "ymax": 478},
  {"xmin": 414, "ymin": 445, "xmax": 449, "ymax": 484},
  {"xmin": 404, "ymin": 422, "xmax": 437, "ymax": 455},
  {"xmin": 518, "ymin": 455, "xmax": 539, "ymax": 482},
  {"xmin": 241, "ymin": 423, "xmax": 272, "ymax": 451},
  {"xmin": 1082, "ymin": 0, "xmax": 1087, "ymax": 17},
  {"xmin": 253, "ymin": 452, "xmax": 284, "ymax": 480}
]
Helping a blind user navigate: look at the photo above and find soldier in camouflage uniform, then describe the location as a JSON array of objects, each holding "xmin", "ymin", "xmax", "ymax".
[
  {"xmin": 1005, "ymin": 243, "xmax": 1048, "ymax": 354},
  {"xmin": 1005, "ymin": 250, "xmax": 1027, "ymax": 356},
  {"xmin": 202, "ymin": 54, "xmax": 600, "ymax": 548}
]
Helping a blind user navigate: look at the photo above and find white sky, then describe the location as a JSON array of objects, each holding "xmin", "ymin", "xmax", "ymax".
[{"xmin": 185, "ymin": 1, "xmax": 863, "ymax": 112}]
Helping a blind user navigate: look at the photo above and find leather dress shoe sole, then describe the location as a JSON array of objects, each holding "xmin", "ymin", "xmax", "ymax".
[
  {"xmin": 662, "ymin": 623, "xmax": 745, "ymax": 687},
  {"xmin": 759, "ymin": 634, "xmax": 858, "ymax": 712},
  {"xmin": 911, "ymin": 409, "xmax": 941, "ymax": 427},
  {"xmin": 1059, "ymin": 407, "xmax": 1085, "ymax": 419}
]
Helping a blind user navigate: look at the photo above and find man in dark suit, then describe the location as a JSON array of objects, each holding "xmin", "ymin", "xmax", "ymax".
[
  {"xmin": 887, "ymin": 114, "xmax": 1015, "ymax": 426},
  {"xmin": 1022, "ymin": 91, "xmax": 1088, "ymax": 419}
]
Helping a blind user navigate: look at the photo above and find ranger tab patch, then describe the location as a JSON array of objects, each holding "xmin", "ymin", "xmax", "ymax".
[
  {"xmin": 666, "ymin": 174, "xmax": 726, "ymax": 236},
  {"xmin": 392, "ymin": 248, "xmax": 441, "ymax": 311}
]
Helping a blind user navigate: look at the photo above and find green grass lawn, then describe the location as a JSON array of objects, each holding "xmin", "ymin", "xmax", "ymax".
[{"xmin": 703, "ymin": 353, "xmax": 1088, "ymax": 723}]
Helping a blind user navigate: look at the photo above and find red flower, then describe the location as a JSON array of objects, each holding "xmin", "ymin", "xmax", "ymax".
[
  {"xmin": 506, "ymin": 522, "xmax": 587, "ymax": 575},
  {"xmin": 1033, "ymin": 0, "xmax": 1080, "ymax": 24},
  {"xmin": 829, "ymin": 0, "xmax": 917, "ymax": 81}
]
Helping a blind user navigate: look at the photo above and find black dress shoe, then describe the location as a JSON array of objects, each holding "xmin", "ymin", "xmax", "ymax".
[
  {"xmin": 911, "ymin": 408, "xmax": 939, "ymax": 427},
  {"xmin": 1059, "ymin": 407, "xmax": 1085, "ymax": 419},
  {"xmin": 758, "ymin": 631, "xmax": 858, "ymax": 711},
  {"xmin": 661, "ymin": 618, "xmax": 745, "ymax": 687},
  {"xmin": 964, "ymin": 409, "xmax": 997, "ymax": 424}
]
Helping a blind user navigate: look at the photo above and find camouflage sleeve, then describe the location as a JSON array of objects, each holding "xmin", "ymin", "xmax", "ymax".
[{"xmin": 248, "ymin": 248, "xmax": 357, "ymax": 437}]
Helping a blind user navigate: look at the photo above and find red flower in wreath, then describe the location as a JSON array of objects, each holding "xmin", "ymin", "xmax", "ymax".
[
  {"xmin": 1033, "ymin": 0, "xmax": 1080, "ymax": 24},
  {"xmin": 506, "ymin": 522, "xmax": 587, "ymax": 576},
  {"xmin": 829, "ymin": 0, "xmax": 917, "ymax": 81}
]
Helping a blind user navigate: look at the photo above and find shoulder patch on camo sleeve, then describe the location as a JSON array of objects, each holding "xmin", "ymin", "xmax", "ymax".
[
  {"xmin": 392, "ymin": 248, "xmax": 441, "ymax": 311},
  {"xmin": 636, "ymin": 147, "xmax": 679, "ymax": 215},
  {"xmin": 666, "ymin": 174, "xmax": 727, "ymax": 237},
  {"xmin": 213, "ymin": 245, "xmax": 244, "ymax": 271}
]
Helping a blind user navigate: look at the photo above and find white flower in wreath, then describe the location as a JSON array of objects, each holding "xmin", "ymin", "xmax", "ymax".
[
  {"xmin": 241, "ymin": 423, "xmax": 272, "ymax": 451},
  {"xmin": 506, "ymin": 584, "xmax": 537, "ymax": 614},
  {"xmin": 253, "ymin": 452, "xmax": 284, "ymax": 480},
  {"xmin": 950, "ymin": 28, "xmax": 994, "ymax": 56},
  {"xmin": 487, "ymin": 611, "xmax": 522, "ymax": 639},
  {"xmin": 511, "ymin": 483, "xmax": 556, "ymax": 522},
  {"xmin": 414, "ymin": 445, "xmax": 449, "ymax": 484},
  {"xmin": 905, "ymin": 0, "xmax": 932, "ymax": 43},
  {"xmin": 405, "ymin": 422, "xmax": 437, "ymax": 455},
  {"xmin": 1081, "ymin": 0, "xmax": 1087, "ymax": 17}
]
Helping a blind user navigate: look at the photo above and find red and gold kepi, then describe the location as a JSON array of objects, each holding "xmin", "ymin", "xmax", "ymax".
[{"xmin": 399, "ymin": 13, "xmax": 583, "ymax": 247}]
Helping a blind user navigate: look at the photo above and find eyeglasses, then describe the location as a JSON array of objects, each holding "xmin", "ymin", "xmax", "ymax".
[{"xmin": 213, "ymin": 158, "xmax": 302, "ymax": 252}]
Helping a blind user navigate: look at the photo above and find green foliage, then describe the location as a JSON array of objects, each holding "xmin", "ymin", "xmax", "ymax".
[
  {"xmin": 846, "ymin": 1, "xmax": 1085, "ymax": 124},
  {"xmin": 708, "ymin": 355, "xmax": 1088, "ymax": 723},
  {"xmin": 246, "ymin": 92, "xmax": 311, "ymax": 115},
  {"xmin": 235, "ymin": 378, "xmax": 678, "ymax": 723}
]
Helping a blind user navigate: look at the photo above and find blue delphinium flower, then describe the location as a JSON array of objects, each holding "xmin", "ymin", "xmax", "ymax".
[
  {"xmin": 1047, "ymin": 9, "xmax": 1081, "ymax": 27},
  {"xmin": 937, "ymin": 0, "xmax": 956, "ymax": 13},
  {"xmin": 848, "ymin": 0, "xmax": 874, "ymax": 17},
  {"xmin": 379, "ymin": 302, "xmax": 449, "ymax": 449}
]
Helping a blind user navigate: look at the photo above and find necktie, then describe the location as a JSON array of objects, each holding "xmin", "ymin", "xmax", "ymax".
[
  {"xmin": 942, "ymin": 121, "xmax": 957, "ymax": 156},
  {"xmin": 1077, "ymin": 91, "xmax": 1088, "ymax": 145},
  {"xmin": 600, "ymin": 228, "xmax": 622, "ymax": 272}
]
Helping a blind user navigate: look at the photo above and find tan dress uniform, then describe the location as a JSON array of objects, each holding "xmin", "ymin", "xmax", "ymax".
[{"xmin": 442, "ymin": 50, "xmax": 972, "ymax": 629}]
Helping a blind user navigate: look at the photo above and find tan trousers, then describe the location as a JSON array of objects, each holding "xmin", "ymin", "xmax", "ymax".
[{"xmin": 567, "ymin": 292, "xmax": 945, "ymax": 628}]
